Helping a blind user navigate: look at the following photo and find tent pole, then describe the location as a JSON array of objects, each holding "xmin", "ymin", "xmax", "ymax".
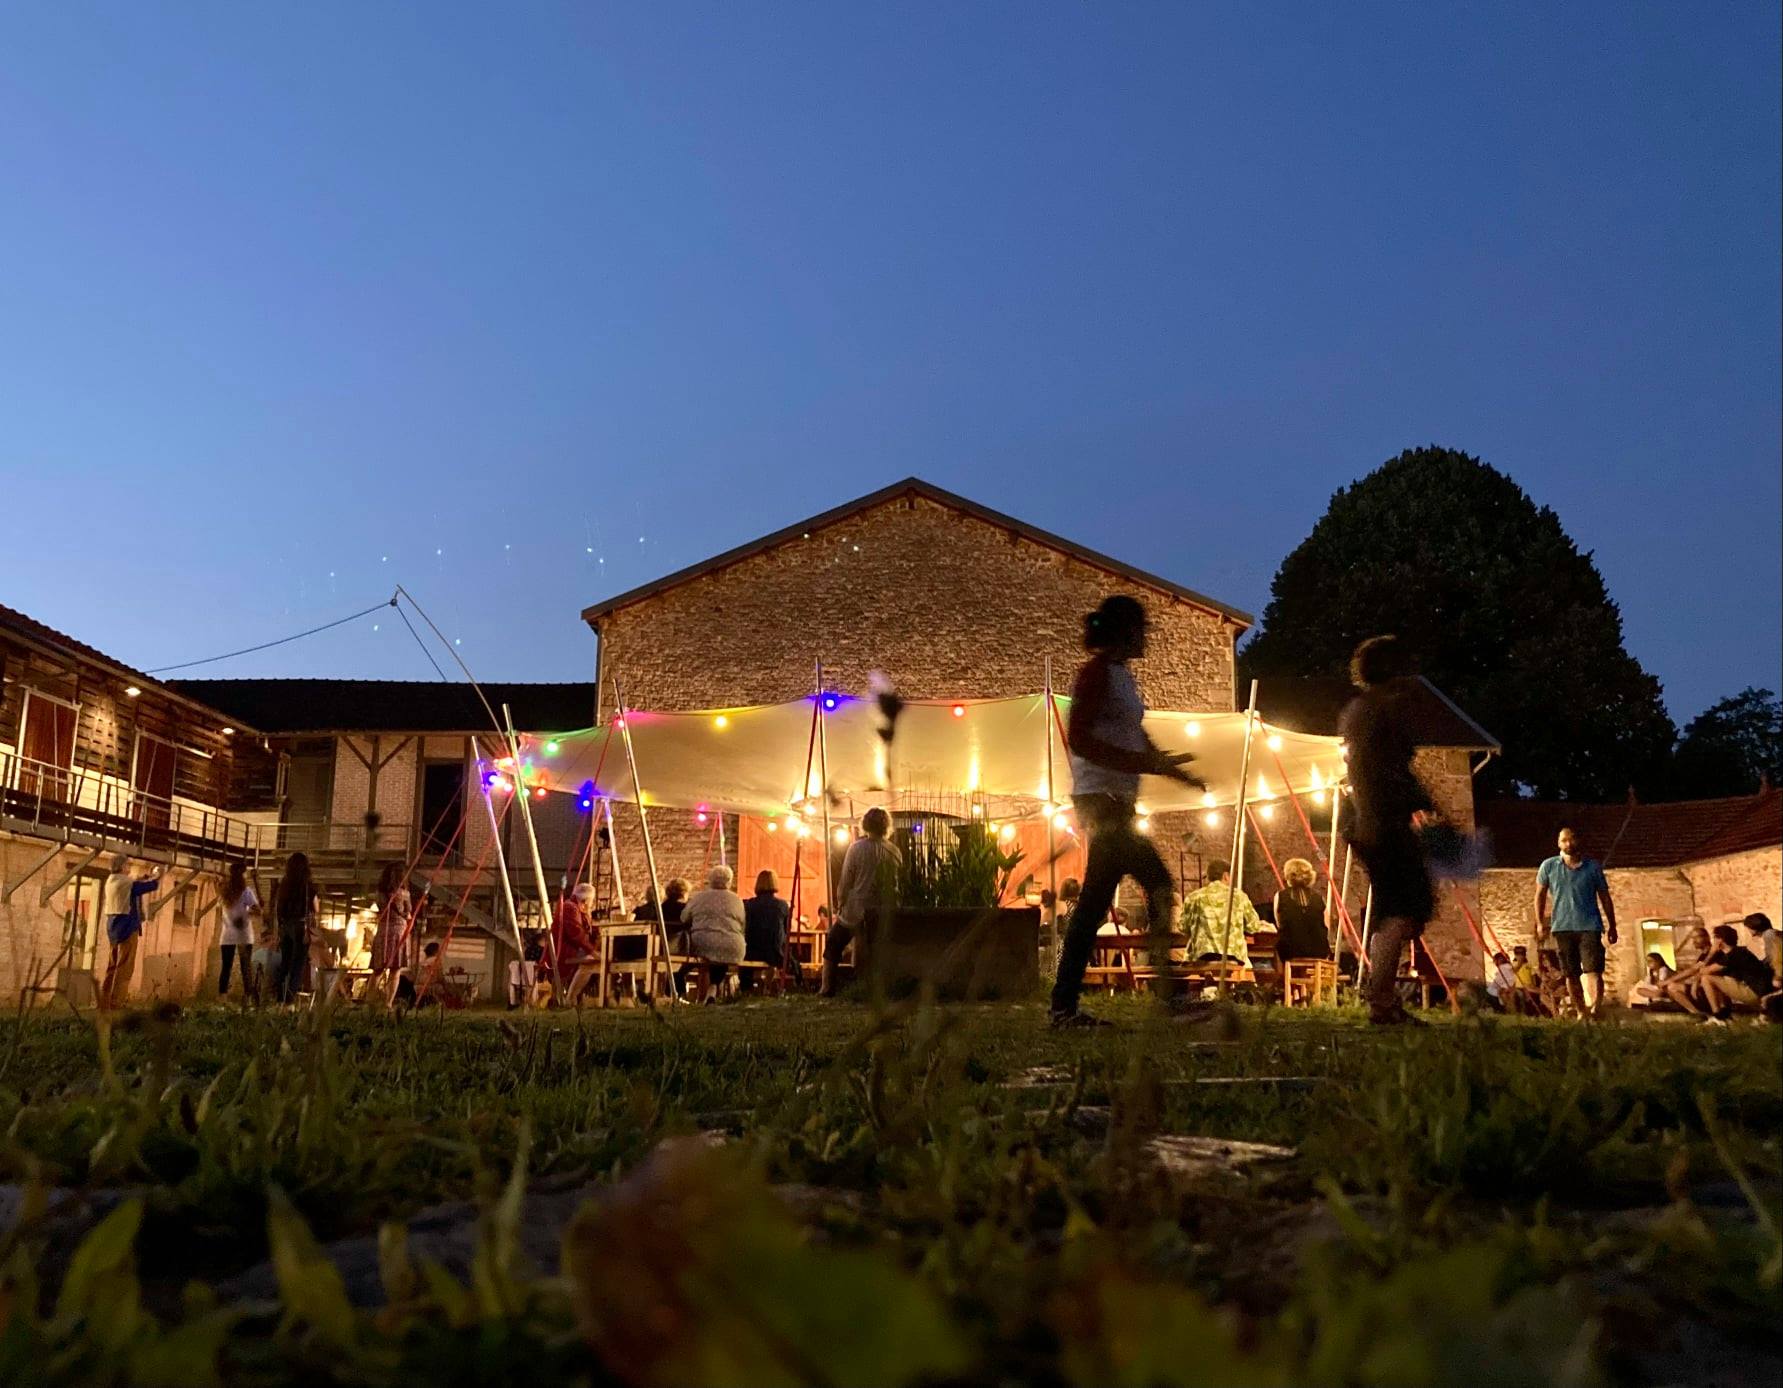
[
  {"xmin": 503, "ymin": 705, "xmax": 563, "ymax": 996},
  {"xmin": 611, "ymin": 680, "xmax": 681, "ymax": 1001},
  {"xmin": 602, "ymin": 798, "xmax": 628, "ymax": 915},
  {"xmin": 1358, "ymin": 885, "xmax": 1375, "ymax": 989},
  {"xmin": 1043, "ymin": 657, "xmax": 1060, "ymax": 964},
  {"xmin": 1322, "ymin": 784, "xmax": 1342, "ymax": 958},
  {"xmin": 474, "ymin": 737, "xmax": 526, "ymax": 971},
  {"xmin": 815, "ymin": 660, "xmax": 836, "ymax": 916},
  {"xmin": 1339, "ymin": 837, "xmax": 1357, "ymax": 981},
  {"xmin": 1218, "ymin": 680, "xmax": 1260, "ymax": 994}
]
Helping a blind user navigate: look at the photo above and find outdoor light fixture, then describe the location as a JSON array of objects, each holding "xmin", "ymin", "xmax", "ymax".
[
  {"xmin": 1136, "ymin": 816, "xmax": 1151, "ymax": 833},
  {"xmin": 1312, "ymin": 790, "xmax": 1328, "ymax": 806},
  {"xmin": 766, "ymin": 820, "xmax": 778, "ymax": 833},
  {"xmin": 124, "ymin": 686, "xmax": 141, "ymax": 698},
  {"xmin": 713, "ymin": 715, "xmax": 728, "ymax": 729},
  {"xmin": 1258, "ymin": 804, "xmax": 1275, "ymax": 821},
  {"xmin": 820, "ymin": 694, "xmax": 839, "ymax": 711},
  {"xmin": 1184, "ymin": 720, "xmax": 1200, "ymax": 737},
  {"xmin": 1266, "ymin": 734, "xmax": 1283, "ymax": 751},
  {"xmin": 951, "ymin": 704, "xmax": 965, "ymax": 718},
  {"xmin": 1201, "ymin": 790, "xmax": 1217, "ymax": 808},
  {"xmin": 544, "ymin": 740, "xmax": 561, "ymax": 756},
  {"xmin": 580, "ymin": 799, "xmax": 593, "ymax": 810},
  {"xmin": 221, "ymin": 726, "xmax": 234, "ymax": 735},
  {"xmin": 833, "ymin": 827, "xmax": 850, "ymax": 845},
  {"xmin": 696, "ymin": 811, "xmax": 709, "ymax": 825},
  {"xmin": 1203, "ymin": 810, "xmax": 1220, "ymax": 828},
  {"xmin": 998, "ymin": 823, "xmax": 1016, "ymax": 841}
]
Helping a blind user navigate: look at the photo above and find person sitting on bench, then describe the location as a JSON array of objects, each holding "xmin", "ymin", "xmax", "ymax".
[
  {"xmin": 1178, "ymin": 860, "xmax": 1258, "ymax": 965},
  {"xmin": 684, "ymin": 865, "xmax": 747, "ymax": 999},
  {"xmin": 743, "ymin": 869, "xmax": 792, "ymax": 989}
]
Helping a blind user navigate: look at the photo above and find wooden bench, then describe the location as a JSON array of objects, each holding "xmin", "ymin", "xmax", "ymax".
[{"xmin": 669, "ymin": 956, "xmax": 776, "ymax": 1002}]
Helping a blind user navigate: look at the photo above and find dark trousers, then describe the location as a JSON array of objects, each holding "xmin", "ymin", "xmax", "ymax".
[
  {"xmin": 219, "ymin": 944, "xmax": 245, "ymax": 996},
  {"xmin": 824, "ymin": 921, "xmax": 856, "ymax": 965},
  {"xmin": 1050, "ymin": 796, "xmax": 1175, "ymax": 1015},
  {"xmin": 273, "ymin": 930, "xmax": 307, "ymax": 1002}
]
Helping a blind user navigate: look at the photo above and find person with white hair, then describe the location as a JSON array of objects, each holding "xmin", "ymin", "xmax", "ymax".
[{"xmin": 684, "ymin": 864, "xmax": 747, "ymax": 996}]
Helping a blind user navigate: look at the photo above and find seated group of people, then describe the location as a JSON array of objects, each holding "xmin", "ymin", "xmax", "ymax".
[
  {"xmin": 536, "ymin": 865, "xmax": 801, "ymax": 1004},
  {"xmin": 1630, "ymin": 914, "xmax": 1780, "ymax": 1023}
]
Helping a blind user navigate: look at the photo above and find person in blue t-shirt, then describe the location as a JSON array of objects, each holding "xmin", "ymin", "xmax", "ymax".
[{"xmin": 1534, "ymin": 827, "xmax": 1618, "ymax": 1019}]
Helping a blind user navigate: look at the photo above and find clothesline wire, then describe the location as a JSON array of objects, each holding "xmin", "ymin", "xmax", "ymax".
[{"xmin": 146, "ymin": 596, "xmax": 397, "ymax": 673}]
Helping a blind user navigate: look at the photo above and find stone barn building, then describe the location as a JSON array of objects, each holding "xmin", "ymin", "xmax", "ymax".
[
  {"xmin": 581, "ymin": 477, "xmax": 1253, "ymax": 919},
  {"xmin": 1476, "ymin": 789, "xmax": 1782, "ymax": 1003}
]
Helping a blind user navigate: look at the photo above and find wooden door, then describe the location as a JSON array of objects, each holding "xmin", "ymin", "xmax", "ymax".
[
  {"xmin": 132, "ymin": 731, "xmax": 176, "ymax": 830},
  {"xmin": 18, "ymin": 689, "xmax": 78, "ymax": 802}
]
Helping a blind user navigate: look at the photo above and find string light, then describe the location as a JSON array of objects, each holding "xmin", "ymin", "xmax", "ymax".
[
  {"xmin": 820, "ymin": 694, "xmax": 840, "ymax": 712},
  {"xmin": 766, "ymin": 820, "xmax": 778, "ymax": 833},
  {"xmin": 951, "ymin": 704, "xmax": 966, "ymax": 718},
  {"xmin": 998, "ymin": 823, "xmax": 1016, "ymax": 841},
  {"xmin": 1203, "ymin": 810, "xmax": 1220, "ymax": 828},
  {"xmin": 1266, "ymin": 734, "xmax": 1283, "ymax": 751},
  {"xmin": 1312, "ymin": 790, "xmax": 1328, "ymax": 806},
  {"xmin": 1258, "ymin": 804, "xmax": 1274, "ymax": 821},
  {"xmin": 1201, "ymin": 790, "xmax": 1217, "ymax": 808},
  {"xmin": 696, "ymin": 811, "xmax": 709, "ymax": 825},
  {"xmin": 533, "ymin": 788, "xmax": 547, "ymax": 800},
  {"xmin": 544, "ymin": 740, "xmax": 561, "ymax": 756},
  {"xmin": 1184, "ymin": 720, "xmax": 1201, "ymax": 737},
  {"xmin": 713, "ymin": 715, "xmax": 729, "ymax": 729},
  {"xmin": 833, "ymin": 827, "xmax": 850, "ymax": 845},
  {"xmin": 1136, "ymin": 816, "xmax": 1151, "ymax": 833}
]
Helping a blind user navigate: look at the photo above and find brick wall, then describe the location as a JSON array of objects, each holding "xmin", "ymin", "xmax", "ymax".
[
  {"xmin": 1684, "ymin": 847, "xmax": 1782, "ymax": 931},
  {"xmin": 593, "ymin": 495, "xmax": 1240, "ymax": 718}
]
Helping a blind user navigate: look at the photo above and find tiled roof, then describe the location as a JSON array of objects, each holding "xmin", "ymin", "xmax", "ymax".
[
  {"xmin": 170, "ymin": 680, "xmax": 596, "ymax": 735},
  {"xmin": 1254, "ymin": 676, "xmax": 1499, "ymax": 750},
  {"xmin": 579, "ymin": 477, "xmax": 1254, "ymax": 627},
  {"xmin": 0, "ymin": 601, "xmax": 251, "ymax": 728},
  {"xmin": 1477, "ymin": 788, "xmax": 1782, "ymax": 869}
]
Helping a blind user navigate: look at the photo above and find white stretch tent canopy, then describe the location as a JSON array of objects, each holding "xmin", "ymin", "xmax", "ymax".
[{"xmin": 516, "ymin": 695, "xmax": 1345, "ymax": 819}]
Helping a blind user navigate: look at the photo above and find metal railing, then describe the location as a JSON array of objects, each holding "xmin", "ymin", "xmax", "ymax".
[{"xmin": 0, "ymin": 750, "xmax": 409, "ymax": 869}]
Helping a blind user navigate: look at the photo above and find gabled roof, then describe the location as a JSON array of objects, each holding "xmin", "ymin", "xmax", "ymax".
[
  {"xmin": 1477, "ymin": 788, "xmax": 1782, "ymax": 870},
  {"xmin": 578, "ymin": 477, "xmax": 1254, "ymax": 627},
  {"xmin": 1254, "ymin": 676, "xmax": 1500, "ymax": 750},
  {"xmin": 170, "ymin": 680, "xmax": 596, "ymax": 735},
  {"xmin": 0, "ymin": 601, "xmax": 256, "ymax": 730}
]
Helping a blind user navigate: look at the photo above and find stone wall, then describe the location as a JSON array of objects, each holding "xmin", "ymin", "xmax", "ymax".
[
  {"xmin": 591, "ymin": 494, "xmax": 1244, "ymax": 906},
  {"xmin": 1479, "ymin": 865, "xmax": 1695, "ymax": 1002},
  {"xmin": 593, "ymin": 495, "xmax": 1240, "ymax": 717},
  {"xmin": 1684, "ymin": 847, "xmax": 1781, "ymax": 931},
  {"xmin": 1, "ymin": 835, "xmax": 223, "ymax": 1005}
]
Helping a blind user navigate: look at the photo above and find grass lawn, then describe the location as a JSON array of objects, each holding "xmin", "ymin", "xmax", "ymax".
[{"xmin": 0, "ymin": 997, "xmax": 1777, "ymax": 1386}]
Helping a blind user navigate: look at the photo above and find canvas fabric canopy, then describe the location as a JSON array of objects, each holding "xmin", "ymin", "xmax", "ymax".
[{"xmin": 525, "ymin": 695, "xmax": 1345, "ymax": 819}]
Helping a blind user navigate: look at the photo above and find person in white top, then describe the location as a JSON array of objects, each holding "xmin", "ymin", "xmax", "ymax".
[
  {"xmin": 820, "ymin": 807, "xmax": 902, "ymax": 997},
  {"xmin": 1050, "ymin": 596, "xmax": 1203, "ymax": 1028},
  {"xmin": 216, "ymin": 861, "xmax": 260, "ymax": 999}
]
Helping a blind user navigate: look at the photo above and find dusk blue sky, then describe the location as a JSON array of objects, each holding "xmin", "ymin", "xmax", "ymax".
[{"xmin": 3, "ymin": 3, "xmax": 1777, "ymax": 725}]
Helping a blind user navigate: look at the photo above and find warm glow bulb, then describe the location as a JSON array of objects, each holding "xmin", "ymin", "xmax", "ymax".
[
  {"xmin": 125, "ymin": 686, "xmax": 141, "ymax": 698},
  {"xmin": 1201, "ymin": 791, "xmax": 1217, "ymax": 808},
  {"xmin": 1266, "ymin": 734, "xmax": 1283, "ymax": 751},
  {"xmin": 998, "ymin": 823, "xmax": 1016, "ymax": 841},
  {"xmin": 1184, "ymin": 720, "xmax": 1201, "ymax": 737},
  {"xmin": 834, "ymin": 827, "xmax": 850, "ymax": 845},
  {"xmin": 1258, "ymin": 804, "xmax": 1274, "ymax": 821},
  {"xmin": 1312, "ymin": 790, "xmax": 1328, "ymax": 806},
  {"xmin": 714, "ymin": 715, "xmax": 728, "ymax": 729},
  {"xmin": 766, "ymin": 820, "xmax": 778, "ymax": 833},
  {"xmin": 1203, "ymin": 810, "xmax": 1220, "ymax": 828},
  {"xmin": 952, "ymin": 704, "xmax": 966, "ymax": 718},
  {"xmin": 1136, "ymin": 816, "xmax": 1151, "ymax": 833}
]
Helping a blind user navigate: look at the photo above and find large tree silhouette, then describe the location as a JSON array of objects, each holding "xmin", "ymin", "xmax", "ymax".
[
  {"xmin": 1669, "ymin": 688, "xmax": 1782, "ymax": 798},
  {"xmin": 1242, "ymin": 447, "xmax": 1675, "ymax": 801}
]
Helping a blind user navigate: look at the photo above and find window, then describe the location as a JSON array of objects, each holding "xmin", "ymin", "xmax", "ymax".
[
  {"xmin": 419, "ymin": 762, "xmax": 465, "ymax": 864},
  {"xmin": 18, "ymin": 688, "xmax": 78, "ymax": 800}
]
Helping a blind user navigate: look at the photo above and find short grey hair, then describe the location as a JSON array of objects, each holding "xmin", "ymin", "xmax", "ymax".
[
  {"xmin": 707, "ymin": 865, "xmax": 734, "ymax": 890},
  {"xmin": 571, "ymin": 883, "xmax": 595, "ymax": 904}
]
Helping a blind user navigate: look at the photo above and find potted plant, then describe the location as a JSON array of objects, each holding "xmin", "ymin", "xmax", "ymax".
[{"xmin": 856, "ymin": 819, "xmax": 1041, "ymax": 1000}]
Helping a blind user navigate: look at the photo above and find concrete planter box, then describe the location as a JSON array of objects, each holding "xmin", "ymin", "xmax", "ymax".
[{"xmin": 858, "ymin": 906, "xmax": 1041, "ymax": 1000}]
